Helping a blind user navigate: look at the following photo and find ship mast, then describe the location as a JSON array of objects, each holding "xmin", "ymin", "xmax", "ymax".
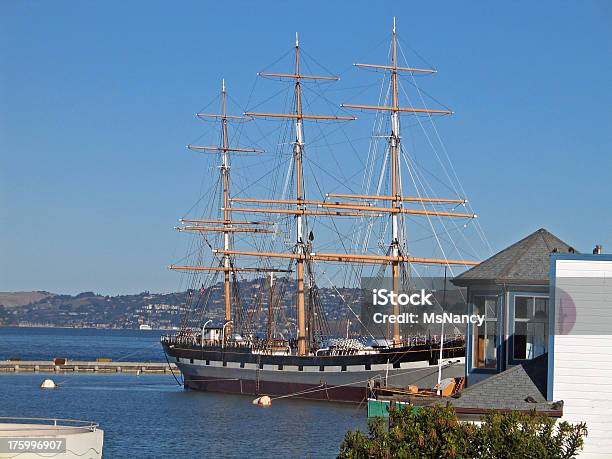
[
  {"xmin": 170, "ymin": 81, "xmax": 290, "ymax": 333},
  {"xmin": 244, "ymin": 34, "xmax": 354, "ymax": 356},
  {"xmin": 390, "ymin": 19, "xmax": 402, "ymax": 345},
  {"xmin": 294, "ymin": 33, "xmax": 307, "ymax": 356},
  {"xmin": 267, "ymin": 272, "xmax": 275, "ymax": 341},
  {"xmin": 341, "ymin": 18, "xmax": 458, "ymax": 344},
  {"xmin": 221, "ymin": 79, "xmax": 232, "ymax": 324}
]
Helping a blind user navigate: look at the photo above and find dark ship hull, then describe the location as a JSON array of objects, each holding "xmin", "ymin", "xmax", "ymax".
[{"xmin": 162, "ymin": 337, "xmax": 465, "ymax": 403}]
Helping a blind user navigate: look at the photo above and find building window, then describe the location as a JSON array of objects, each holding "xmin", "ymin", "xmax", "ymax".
[
  {"xmin": 513, "ymin": 296, "xmax": 548, "ymax": 360},
  {"xmin": 473, "ymin": 295, "xmax": 498, "ymax": 369}
]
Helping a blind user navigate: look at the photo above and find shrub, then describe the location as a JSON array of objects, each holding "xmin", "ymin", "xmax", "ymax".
[{"xmin": 338, "ymin": 404, "xmax": 587, "ymax": 459}]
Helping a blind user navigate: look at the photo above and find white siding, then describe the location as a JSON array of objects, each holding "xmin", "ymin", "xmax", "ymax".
[{"xmin": 553, "ymin": 258, "xmax": 612, "ymax": 459}]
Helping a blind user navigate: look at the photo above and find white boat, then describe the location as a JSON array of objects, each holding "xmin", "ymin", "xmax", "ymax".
[{"xmin": 0, "ymin": 417, "xmax": 103, "ymax": 459}]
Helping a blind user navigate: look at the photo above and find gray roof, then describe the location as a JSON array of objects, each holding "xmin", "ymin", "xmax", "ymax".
[
  {"xmin": 392, "ymin": 355, "xmax": 563, "ymax": 415},
  {"xmin": 445, "ymin": 354, "xmax": 561, "ymax": 413},
  {"xmin": 453, "ymin": 228, "xmax": 575, "ymax": 286}
]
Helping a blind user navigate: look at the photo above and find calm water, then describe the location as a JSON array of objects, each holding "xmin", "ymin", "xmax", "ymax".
[
  {"xmin": 0, "ymin": 327, "xmax": 167, "ymax": 361},
  {"xmin": 0, "ymin": 328, "xmax": 366, "ymax": 458}
]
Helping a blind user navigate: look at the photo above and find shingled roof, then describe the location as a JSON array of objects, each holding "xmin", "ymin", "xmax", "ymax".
[
  {"xmin": 389, "ymin": 355, "xmax": 563, "ymax": 416},
  {"xmin": 445, "ymin": 354, "xmax": 561, "ymax": 415},
  {"xmin": 453, "ymin": 228, "xmax": 575, "ymax": 286}
]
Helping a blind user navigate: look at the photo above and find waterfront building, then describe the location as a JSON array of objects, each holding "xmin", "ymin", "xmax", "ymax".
[
  {"xmin": 452, "ymin": 228, "xmax": 612, "ymax": 458},
  {"xmin": 452, "ymin": 228, "xmax": 573, "ymax": 385}
]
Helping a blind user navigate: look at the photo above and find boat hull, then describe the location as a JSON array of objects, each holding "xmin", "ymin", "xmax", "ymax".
[
  {"xmin": 171, "ymin": 354, "xmax": 465, "ymax": 403},
  {"xmin": 177, "ymin": 359, "xmax": 464, "ymax": 403}
]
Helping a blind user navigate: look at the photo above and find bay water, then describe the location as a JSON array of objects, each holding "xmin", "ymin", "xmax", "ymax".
[{"xmin": 0, "ymin": 327, "xmax": 366, "ymax": 458}]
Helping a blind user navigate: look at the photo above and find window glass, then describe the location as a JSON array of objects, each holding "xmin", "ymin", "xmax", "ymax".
[
  {"xmin": 485, "ymin": 297, "xmax": 497, "ymax": 318},
  {"xmin": 474, "ymin": 297, "xmax": 485, "ymax": 316},
  {"xmin": 484, "ymin": 321, "xmax": 497, "ymax": 368},
  {"xmin": 513, "ymin": 296, "xmax": 548, "ymax": 360},
  {"xmin": 472, "ymin": 295, "xmax": 497, "ymax": 369},
  {"xmin": 515, "ymin": 297, "xmax": 530, "ymax": 319},
  {"xmin": 535, "ymin": 298, "xmax": 548, "ymax": 316}
]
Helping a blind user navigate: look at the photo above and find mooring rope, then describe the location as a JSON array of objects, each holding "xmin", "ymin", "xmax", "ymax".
[
  {"xmin": 163, "ymin": 347, "xmax": 183, "ymax": 387},
  {"xmin": 269, "ymin": 360, "xmax": 459, "ymax": 401}
]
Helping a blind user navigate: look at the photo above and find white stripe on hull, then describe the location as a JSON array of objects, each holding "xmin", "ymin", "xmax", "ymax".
[{"xmin": 176, "ymin": 357, "xmax": 464, "ymax": 389}]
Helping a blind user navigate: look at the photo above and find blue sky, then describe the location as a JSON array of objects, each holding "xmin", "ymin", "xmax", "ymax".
[{"xmin": 1, "ymin": 1, "xmax": 611, "ymax": 295}]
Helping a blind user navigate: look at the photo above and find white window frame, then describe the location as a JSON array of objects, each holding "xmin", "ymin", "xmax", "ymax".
[{"xmin": 512, "ymin": 294, "xmax": 549, "ymax": 361}]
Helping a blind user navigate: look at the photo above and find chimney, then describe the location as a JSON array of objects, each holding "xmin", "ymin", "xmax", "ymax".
[{"xmin": 593, "ymin": 244, "xmax": 603, "ymax": 255}]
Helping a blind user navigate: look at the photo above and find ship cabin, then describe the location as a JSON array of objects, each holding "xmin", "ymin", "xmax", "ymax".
[
  {"xmin": 201, "ymin": 326, "xmax": 222, "ymax": 343},
  {"xmin": 452, "ymin": 228, "xmax": 574, "ymax": 386},
  {"xmin": 200, "ymin": 325, "xmax": 246, "ymax": 345}
]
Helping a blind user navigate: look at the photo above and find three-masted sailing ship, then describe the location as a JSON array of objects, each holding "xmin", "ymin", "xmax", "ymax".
[{"xmin": 161, "ymin": 20, "xmax": 479, "ymax": 403}]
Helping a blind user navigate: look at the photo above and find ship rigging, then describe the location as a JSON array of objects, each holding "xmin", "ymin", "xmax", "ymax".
[{"xmin": 162, "ymin": 19, "xmax": 487, "ymax": 403}]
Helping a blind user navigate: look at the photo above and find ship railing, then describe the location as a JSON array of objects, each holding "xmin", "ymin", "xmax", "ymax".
[
  {"xmin": 394, "ymin": 334, "xmax": 465, "ymax": 347},
  {"xmin": 162, "ymin": 333, "xmax": 294, "ymax": 352},
  {"xmin": 196, "ymin": 339, "xmax": 255, "ymax": 348},
  {"xmin": 0, "ymin": 417, "xmax": 99, "ymax": 432},
  {"xmin": 161, "ymin": 334, "xmax": 203, "ymax": 346},
  {"xmin": 161, "ymin": 333, "xmax": 251, "ymax": 348},
  {"xmin": 162, "ymin": 333, "xmax": 464, "ymax": 349}
]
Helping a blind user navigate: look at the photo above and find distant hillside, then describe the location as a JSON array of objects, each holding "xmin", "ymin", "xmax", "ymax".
[
  {"xmin": 0, "ymin": 279, "xmax": 361, "ymax": 334},
  {"xmin": 0, "ymin": 290, "xmax": 191, "ymax": 330},
  {"xmin": 0, "ymin": 280, "xmax": 467, "ymax": 336},
  {"xmin": 0, "ymin": 291, "xmax": 53, "ymax": 308}
]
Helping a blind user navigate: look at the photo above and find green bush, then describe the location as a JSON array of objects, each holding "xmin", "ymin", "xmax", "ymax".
[{"xmin": 338, "ymin": 405, "xmax": 587, "ymax": 459}]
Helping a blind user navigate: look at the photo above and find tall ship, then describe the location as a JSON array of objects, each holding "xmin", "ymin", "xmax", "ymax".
[{"xmin": 161, "ymin": 20, "xmax": 485, "ymax": 403}]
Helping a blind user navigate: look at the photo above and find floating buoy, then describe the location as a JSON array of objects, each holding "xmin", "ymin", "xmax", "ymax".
[
  {"xmin": 252, "ymin": 395, "xmax": 272, "ymax": 406},
  {"xmin": 40, "ymin": 379, "xmax": 57, "ymax": 389}
]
